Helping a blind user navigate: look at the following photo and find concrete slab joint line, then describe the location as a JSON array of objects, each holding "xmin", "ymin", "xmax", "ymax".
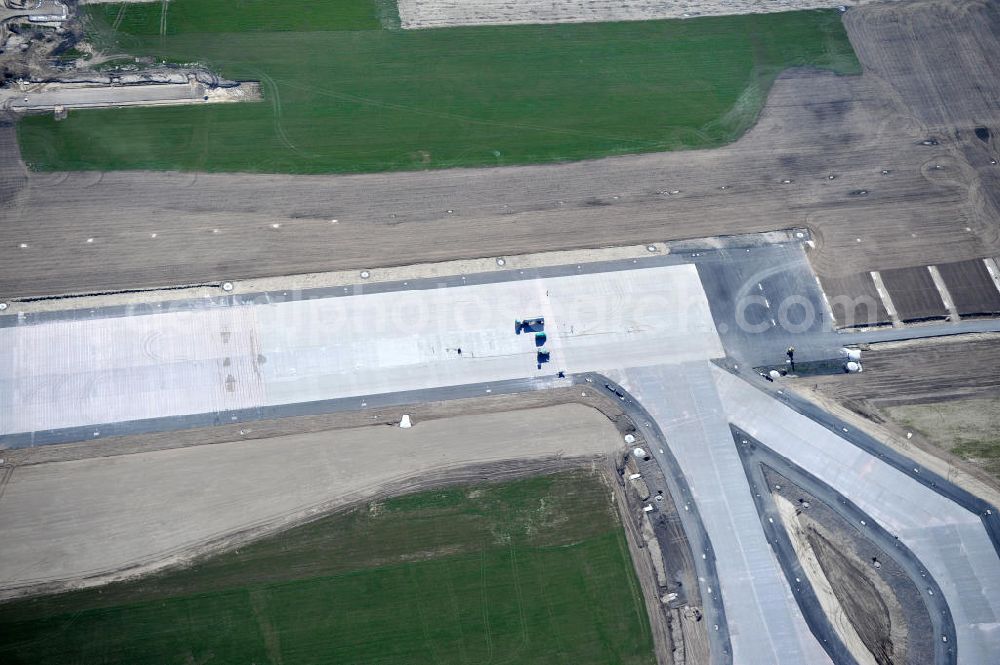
[
  {"xmin": 927, "ymin": 266, "xmax": 959, "ymax": 321},
  {"xmin": 869, "ymin": 271, "xmax": 901, "ymax": 326}
]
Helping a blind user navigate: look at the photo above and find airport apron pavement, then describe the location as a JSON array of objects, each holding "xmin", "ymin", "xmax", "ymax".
[{"xmin": 3, "ymin": 239, "xmax": 999, "ymax": 664}]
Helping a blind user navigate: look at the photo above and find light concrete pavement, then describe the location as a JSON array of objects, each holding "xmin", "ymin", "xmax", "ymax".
[
  {"xmin": 619, "ymin": 362, "xmax": 833, "ymax": 665},
  {"xmin": 3, "ymin": 236, "xmax": 999, "ymax": 664},
  {"xmin": 714, "ymin": 365, "xmax": 1000, "ymax": 663},
  {"xmin": 0, "ymin": 263, "xmax": 722, "ymax": 436}
]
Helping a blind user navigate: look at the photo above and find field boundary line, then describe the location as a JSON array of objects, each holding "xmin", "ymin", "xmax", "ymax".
[
  {"xmin": 869, "ymin": 271, "xmax": 901, "ymax": 327},
  {"xmin": 0, "ymin": 466, "xmax": 14, "ymax": 505},
  {"xmin": 159, "ymin": 0, "xmax": 168, "ymax": 37},
  {"xmin": 111, "ymin": 3, "xmax": 127, "ymax": 30},
  {"xmin": 480, "ymin": 549, "xmax": 494, "ymax": 662},
  {"xmin": 927, "ymin": 265, "xmax": 960, "ymax": 320}
]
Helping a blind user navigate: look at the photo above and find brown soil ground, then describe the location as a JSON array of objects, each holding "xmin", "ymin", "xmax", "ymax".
[
  {"xmin": 845, "ymin": 0, "xmax": 1000, "ymax": 132},
  {"xmin": 615, "ymin": 446, "xmax": 709, "ymax": 665},
  {"xmin": 610, "ymin": 461, "xmax": 678, "ymax": 665},
  {"xmin": 1, "ymin": 384, "xmax": 631, "ymax": 465},
  {"xmin": 937, "ymin": 259, "xmax": 1000, "ymax": 316},
  {"xmin": 799, "ymin": 334, "xmax": 1000, "ymax": 499},
  {"xmin": 1, "ymin": 0, "xmax": 999, "ymax": 298},
  {"xmin": 764, "ymin": 466, "xmax": 931, "ymax": 665},
  {"xmin": 877, "ymin": 266, "xmax": 948, "ymax": 322},
  {"xmin": 0, "ymin": 402, "xmax": 625, "ymax": 598},
  {"xmin": 879, "ymin": 399, "xmax": 1000, "ymax": 481},
  {"xmin": 807, "ymin": 526, "xmax": 898, "ymax": 664},
  {"xmin": 809, "ymin": 335, "xmax": 1000, "ymax": 407}
]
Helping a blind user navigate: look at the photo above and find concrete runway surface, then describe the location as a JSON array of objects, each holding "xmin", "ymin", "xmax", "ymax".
[
  {"xmin": 619, "ymin": 361, "xmax": 834, "ymax": 665},
  {"xmin": 0, "ymin": 261, "xmax": 722, "ymax": 436},
  {"xmin": 5, "ymin": 233, "xmax": 1000, "ymax": 663},
  {"xmin": 735, "ymin": 427, "xmax": 955, "ymax": 665},
  {"xmin": 2, "ymin": 2, "xmax": 1000, "ymax": 663}
]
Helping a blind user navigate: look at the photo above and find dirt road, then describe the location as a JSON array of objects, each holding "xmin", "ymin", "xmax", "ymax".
[
  {"xmin": 1, "ymin": 0, "xmax": 997, "ymax": 298},
  {"xmin": 395, "ymin": 0, "xmax": 894, "ymax": 29},
  {"xmin": 0, "ymin": 403, "xmax": 624, "ymax": 599}
]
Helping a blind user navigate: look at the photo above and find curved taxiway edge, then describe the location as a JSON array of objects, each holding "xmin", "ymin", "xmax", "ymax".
[
  {"xmin": 0, "ymin": 369, "xmax": 733, "ymax": 664},
  {"xmin": 711, "ymin": 359, "xmax": 1000, "ymax": 561},
  {"xmin": 732, "ymin": 426, "xmax": 956, "ymax": 665},
  {"xmin": 584, "ymin": 372, "xmax": 733, "ymax": 665}
]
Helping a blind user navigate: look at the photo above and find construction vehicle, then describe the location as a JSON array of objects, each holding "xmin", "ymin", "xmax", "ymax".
[{"xmin": 515, "ymin": 317, "xmax": 545, "ymax": 333}]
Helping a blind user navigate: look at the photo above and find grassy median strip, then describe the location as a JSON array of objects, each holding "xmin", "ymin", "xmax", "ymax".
[
  {"xmin": 17, "ymin": 5, "xmax": 859, "ymax": 173},
  {"xmin": 0, "ymin": 470, "xmax": 655, "ymax": 665}
]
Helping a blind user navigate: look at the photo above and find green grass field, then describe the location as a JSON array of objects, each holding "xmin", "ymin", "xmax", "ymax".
[
  {"xmin": 16, "ymin": 3, "xmax": 859, "ymax": 174},
  {"xmin": 88, "ymin": 0, "xmax": 393, "ymax": 33},
  {"xmin": 0, "ymin": 470, "xmax": 655, "ymax": 665}
]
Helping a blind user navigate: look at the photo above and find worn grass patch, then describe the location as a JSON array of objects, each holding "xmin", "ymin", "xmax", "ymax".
[
  {"xmin": 881, "ymin": 397, "xmax": 1000, "ymax": 480},
  {"xmin": 0, "ymin": 469, "xmax": 655, "ymax": 665},
  {"xmin": 17, "ymin": 6, "xmax": 859, "ymax": 174}
]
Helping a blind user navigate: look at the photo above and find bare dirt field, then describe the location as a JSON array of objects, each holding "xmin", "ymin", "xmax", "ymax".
[
  {"xmin": 881, "ymin": 397, "xmax": 1000, "ymax": 479},
  {"xmin": 0, "ymin": 402, "xmax": 625, "ymax": 599},
  {"xmin": 1, "ymin": 385, "xmax": 632, "ymax": 466},
  {"xmin": 845, "ymin": 0, "xmax": 1000, "ymax": 132},
  {"xmin": 772, "ymin": 493, "xmax": 878, "ymax": 665},
  {"xmin": 846, "ymin": 0, "xmax": 1000, "ymax": 266},
  {"xmin": 810, "ymin": 335, "xmax": 1000, "ymax": 407},
  {"xmin": 765, "ymin": 465, "xmax": 933, "ymax": 665},
  {"xmin": 799, "ymin": 334, "xmax": 1000, "ymax": 499},
  {"xmin": 395, "ymin": 0, "xmax": 891, "ymax": 29},
  {"xmin": 819, "ymin": 272, "xmax": 892, "ymax": 328},
  {"xmin": 881, "ymin": 398, "xmax": 1000, "ymax": 481},
  {"xmin": 612, "ymin": 451, "xmax": 708, "ymax": 665},
  {"xmin": 1, "ymin": 0, "xmax": 999, "ymax": 298},
  {"xmin": 937, "ymin": 259, "xmax": 1000, "ymax": 316},
  {"xmin": 877, "ymin": 266, "xmax": 947, "ymax": 322}
]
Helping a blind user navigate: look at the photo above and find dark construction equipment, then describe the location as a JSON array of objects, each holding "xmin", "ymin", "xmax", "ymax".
[{"xmin": 516, "ymin": 317, "xmax": 545, "ymax": 333}]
